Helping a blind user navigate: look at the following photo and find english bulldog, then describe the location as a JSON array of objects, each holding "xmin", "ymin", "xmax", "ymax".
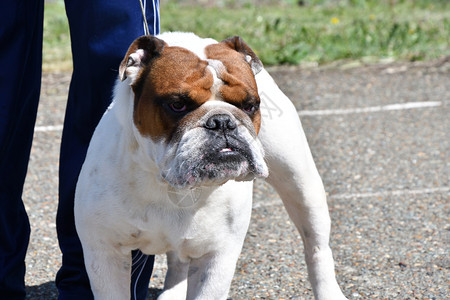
[{"xmin": 75, "ymin": 32, "xmax": 347, "ymax": 300}]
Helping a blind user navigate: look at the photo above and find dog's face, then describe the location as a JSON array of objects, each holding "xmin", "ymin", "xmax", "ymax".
[{"xmin": 119, "ymin": 35, "xmax": 268, "ymax": 188}]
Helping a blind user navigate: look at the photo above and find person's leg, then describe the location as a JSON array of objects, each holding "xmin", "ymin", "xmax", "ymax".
[
  {"xmin": 0, "ymin": 0, "xmax": 44, "ymax": 299},
  {"xmin": 56, "ymin": 1, "xmax": 159, "ymax": 299}
]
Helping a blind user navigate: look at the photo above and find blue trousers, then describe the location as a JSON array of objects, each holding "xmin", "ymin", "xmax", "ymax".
[{"xmin": 0, "ymin": 1, "xmax": 159, "ymax": 299}]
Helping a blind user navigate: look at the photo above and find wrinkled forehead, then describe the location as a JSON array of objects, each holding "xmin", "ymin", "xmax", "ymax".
[
  {"xmin": 143, "ymin": 44, "xmax": 259, "ymax": 103},
  {"xmin": 144, "ymin": 46, "xmax": 212, "ymax": 103}
]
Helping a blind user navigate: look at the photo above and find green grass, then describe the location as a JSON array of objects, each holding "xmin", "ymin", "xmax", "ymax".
[
  {"xmin": 43, "ymin": 0, "xmax": 449, "ymax": 71},
  {"xmin": 161, "ymin": 0, "xmax": 449, "ymax": 65},
  {"xmin": 43, "ymin": 0, "xmax": 71, "ymax": 71}
]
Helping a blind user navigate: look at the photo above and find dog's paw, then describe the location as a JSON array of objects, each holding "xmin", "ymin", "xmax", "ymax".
[
  {"xmin": 316, "ymin": 292, "xmax": 349, "ymax": 300},
  {"xmin": 157, "ymin": 289, "xmax": 186, "ymax": 300}
]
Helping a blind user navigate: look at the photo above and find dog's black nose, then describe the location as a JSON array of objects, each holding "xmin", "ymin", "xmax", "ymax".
[{"xmin": 204, "ymin": 114, "xmax": 237, "ymax": 131}]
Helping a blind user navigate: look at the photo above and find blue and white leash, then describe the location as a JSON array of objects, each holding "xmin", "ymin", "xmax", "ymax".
[{"xmin": 138, "ymin": 0, "xmax": 151, "ymax": 35}]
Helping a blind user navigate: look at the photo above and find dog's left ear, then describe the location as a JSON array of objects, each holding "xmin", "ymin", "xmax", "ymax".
[
  {"xmin": 221, "ymin": 36, "xmax": 263, "ymax": 75},
  {"xmin": 119, "ymin": 35, "xmax": 167, "ymax": 82}
]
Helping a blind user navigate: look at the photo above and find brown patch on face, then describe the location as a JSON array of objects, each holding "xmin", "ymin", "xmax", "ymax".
[
  {"xmin": 131, "ymin": 46, "xmax": 214, "ymax": 139},
  {"xmin": 205, "ymin": 43, "xmax": 261, "ymax": 133},
  {"xmin": 251, "ymin": 107, "xmax": 261, "ymax": 134}
]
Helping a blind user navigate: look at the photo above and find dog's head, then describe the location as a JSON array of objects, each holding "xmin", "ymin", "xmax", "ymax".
[{"xmin": 118, "ymin": 34, "xmax": 268, "ymax": 188}]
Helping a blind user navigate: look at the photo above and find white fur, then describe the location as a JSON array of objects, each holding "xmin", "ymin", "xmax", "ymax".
[
  {"xmin": 158, "ymin": 32, "xmax": 218, "ymax": 59},
  {"xmin": 75, "ymin": 32, "xmax": 347, "ymax": 300}
]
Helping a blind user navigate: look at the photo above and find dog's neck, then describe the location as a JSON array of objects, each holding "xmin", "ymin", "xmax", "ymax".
[{"xmin": 111, "ymin": 79, "xmax": 160, "ymax": 173}]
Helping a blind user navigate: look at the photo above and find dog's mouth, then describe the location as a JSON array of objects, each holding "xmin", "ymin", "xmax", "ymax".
[
  {"xmin": 161, "ymin": 134, "xmax": 267, "ymax": 189},
  {"xmin": 206, "ymin": 139, "xmax": 248, "ymax": 163}
]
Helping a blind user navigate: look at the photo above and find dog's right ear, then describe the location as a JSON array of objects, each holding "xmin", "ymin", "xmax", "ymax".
[
  {"xmin": 220, "ymin": 36, "xmax": 263, "ymax": 75},
  {"xmin": 119, "ymin": 35, "xmax": 166, "ymax": 82}
]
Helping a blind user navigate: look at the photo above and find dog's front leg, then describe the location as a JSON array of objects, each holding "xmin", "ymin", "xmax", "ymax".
[
  {"xmin": 83, "ymin": 247, "xmax": 132, "ymax": 300},
  {"xmin": 256, "ymin": 69, "xmax": 347, "ymax": 300},
  {"xmin": 185, "ymin": 249, "xmax": 241, "ymax": 300},
  {"xmin": 158, "ymin": 251, "xmax": 189, "ymax": 300}
]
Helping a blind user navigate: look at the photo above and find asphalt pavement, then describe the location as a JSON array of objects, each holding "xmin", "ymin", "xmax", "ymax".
[{"xmin": 23, "ymin": 58, "xmax": 449, "ymax": 299}]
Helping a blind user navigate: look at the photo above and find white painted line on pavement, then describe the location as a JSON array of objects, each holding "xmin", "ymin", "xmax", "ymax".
[
  {"xmin": 34, "ymin": 125, "xmax": 63, "ymax": 132},
  {"xmin": 329, "ymin": 186, "xmax": 450, "ymax": 200},
  {"xmin": 33, "ymin": 101, "xmax": 443, "ymax": 132},
  {"xmin": 298, "ymin": 101, "xmax": 442, "ymax": 116},
  {"xmin": 252, "ymin": 186, "xmax": 450, "ymax": 208}
]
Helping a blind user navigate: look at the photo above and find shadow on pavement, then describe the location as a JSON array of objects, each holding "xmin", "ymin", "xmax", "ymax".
[
  {"xmin": 26, "ymin": 282, "xmax": 57, "ymax": 299},
  {"xmin": 26, "ymin": 282, "xmax": 163, "ymax": 299}
]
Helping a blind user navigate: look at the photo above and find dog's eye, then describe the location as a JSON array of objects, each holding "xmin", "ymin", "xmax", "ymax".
[
  {"xmin": 169, "ymin": 102, "xmax": 187, "ymax": 112},
  {"xmin": 242, "ymin": 103, "xmax": 258, "ymax": 114}
]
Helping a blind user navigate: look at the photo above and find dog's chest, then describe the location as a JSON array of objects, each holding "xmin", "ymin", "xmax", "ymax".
[{"xmin": 118, "ymin": 185, "xmax": 249, "ymax": 258}]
